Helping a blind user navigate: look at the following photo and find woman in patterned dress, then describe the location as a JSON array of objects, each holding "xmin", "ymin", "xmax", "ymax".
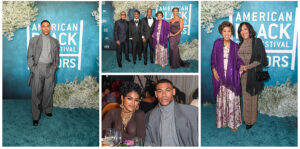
[
  {"xmin": 211, "ymin": 21, "xmax": 245, "ymax": 132},
  {"xmin": 153, "ymin": 11, "xmax": 170, "ymax": 69}
]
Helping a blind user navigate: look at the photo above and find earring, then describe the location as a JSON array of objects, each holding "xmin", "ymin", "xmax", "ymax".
[
  {"xmin": 135, "ymin": 104, "xmax": 139, "ymax": 110},
  {"xmin": 120, "ymin": 102, "xmax": 124, "ymax": 109}
]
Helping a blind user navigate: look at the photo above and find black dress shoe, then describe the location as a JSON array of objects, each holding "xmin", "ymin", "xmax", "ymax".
[
  {"xmin": 133, "ymin": 61, "xmax": 136, "ymax": 64},
  {"xmin": 150, "ymin": 60, "xmax": 154, "ymax": 64},
  {"xmin": 33, "ymin": 120, "xmax": 39, "ymax": 126},
  {"xmin": 144, "ymin": 62, "xmax": 147, "ymax": 65},
  {"xmin": 46, "ymin": 113, "xmax": 52, "ymax": 117},
  {"xmin": 126, "ymin": 58, "xmax": 131, "ymax": 62},
  {"xmin": 118, "ymin": 64, "xmax": 122, "ymax": 68},
  {"xmin": 139, "ymin": 58, "xmax": 141, "ymax": 61},
  {"xmin": 246, "ymin": 125, "xmax": 253, "ymax": 130}
]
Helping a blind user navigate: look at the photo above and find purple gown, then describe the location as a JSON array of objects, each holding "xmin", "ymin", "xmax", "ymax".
[{"xmin": 169, "ymin": 21, "xmax": 190, "ymax": 69}]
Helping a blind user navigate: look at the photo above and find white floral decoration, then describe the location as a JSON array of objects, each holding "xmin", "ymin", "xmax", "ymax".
[
  {"xmin": 179, "ymin": 39, "xmax": 199, "ymax": 61},
  {"xmin": 112, "ymin": 1, "xmax": 162, "ymax": 21},
  {"xmin": 2, "ymin": 1, "xmax": 38, "ymax": 40},
  {"xmin": 53, "ymin": 76, "xmax": 99, "ymax": 110},
  {"xmin": 201, "ymin": 1, "xmax": 241, "ymax": 33},
  {"xmin": 92, "ymin": 2, "xmax": 100, "ymax": 26},
  {"xmin": 258, "ymin": 78, "xmax": 297, "ymax": 117}
]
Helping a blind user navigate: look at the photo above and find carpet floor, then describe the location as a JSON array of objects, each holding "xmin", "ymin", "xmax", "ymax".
[
  {"xmin": 2, "ymin": 99, "xmax": 99, "ymax": 146},
  {"xmin": 101, "ymin": 50, "xmax": 198, "ymax": 73},
  {"xmin": 201, "ymin": 104, "xmax": 297, "ymax": 146}
]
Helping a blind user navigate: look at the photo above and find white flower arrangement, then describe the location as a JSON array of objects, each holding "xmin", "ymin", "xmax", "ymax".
[
  {"xmin": 2, "ymin": 1, "xmax": 38, "ymax": 40},
  {"xmin": 53, "ymin": 76, "xmax": 99, "ymax": 110},
  {"xmin": 258, "ymin": 78, "xmax": 297, "ymax": 117},
  {"xmin": 201, "ymin": 1, "xmax": 241, "ymax": 33},
  {"xmin": 92, "ymin": 2, "xmax": 100, "ymax": 26},
  {"xmin": 179, "ymin": 39, "xmax": 199, "ymax": 61},
  {"xmin": 112, "ymin": 1, "xmax": 162, "ymax": 21}
]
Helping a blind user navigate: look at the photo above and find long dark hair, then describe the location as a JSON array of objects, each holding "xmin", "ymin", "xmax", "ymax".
[{"xmin": 237, "ymin": 22, "xmax": 256, "ymax": 45}]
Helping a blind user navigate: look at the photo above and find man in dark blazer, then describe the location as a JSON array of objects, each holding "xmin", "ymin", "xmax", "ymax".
[
  {"xmin": 129, "ymin": 10, "xmax": 143, "ymax": 64},
  {"xmin": 141, "ymin": 8, "xmax": 156, "ymax": 65},
  {"xmin": 27, "ymin": 20, "xmax": 59, "ymax": 126},
  {"xmin": 114, "ymin": 11, "xmax": 130, "ymax": 68},
  {"xmin": 144, "ymin": 79, "xmax": 198, "ymax": 146}
]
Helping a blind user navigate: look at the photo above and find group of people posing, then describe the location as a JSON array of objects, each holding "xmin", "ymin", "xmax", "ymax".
[
  {"xmin": 114, "ymin": 8, "xmax": 190, "ymax": 69},
  {"xmin": 211, "ymin": 21, "xmax": 268, "ymax": 132},
  {"xmin": 102, "ymin": 79, "xmax": 198, "ymax": 146}
]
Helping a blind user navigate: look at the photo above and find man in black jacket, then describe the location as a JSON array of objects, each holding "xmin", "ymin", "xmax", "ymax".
[
  {"xmin": 129, "ymin": 10, "xmax": 142, "ymax": 64},
  {"xmin": 141, "ymin": 8, "xmax": 156, "ymax": 65},
  {"xmin": 114, "ymin": 11, "xmax": 130, "ymax": 68}
]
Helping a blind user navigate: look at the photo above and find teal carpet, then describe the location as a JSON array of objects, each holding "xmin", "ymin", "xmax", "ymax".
[
  {"xmin": 201, "ymin": 104, "xmax": 297, "ymax": 146},
  {"xmin": 102, "ymin": 50, "xmax": 198, "ymax": 72},
  {"xmin": 2, "ymin": 99, "xmax": 99, "ymax": 146}
]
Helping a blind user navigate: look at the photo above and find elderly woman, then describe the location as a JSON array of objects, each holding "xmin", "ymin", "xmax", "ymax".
[
  {"xmin": 102, "ymin": 81, "xmax": 145, "ymax": 141},
  {"xmin": 153, "ymin": 11, "xmax": 170, "ymax": 69},
  {"xmin": 238, "ymin": 22, "xmax": 268, "ymax": 130},
  {"xmin": 211, "ymin": 21, "xmax": 244, "ymax": 132}
]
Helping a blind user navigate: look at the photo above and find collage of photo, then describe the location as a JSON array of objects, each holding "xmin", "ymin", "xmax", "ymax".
[{"xmin": 0, "ymin": 0, "xmax": 298, "ymax": 148}]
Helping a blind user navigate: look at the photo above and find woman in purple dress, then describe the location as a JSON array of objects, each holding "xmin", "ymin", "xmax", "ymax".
[
  {"xmin": 211, "ymin": 21, "xmax": 245, "ymax": 132},
  {"xmin": 153, "ymin": 11, "xmax": 170, "ymax": 69},
  {"xmin": 169, "ymin": 8, "xmax": 190, "ymax": 69}
]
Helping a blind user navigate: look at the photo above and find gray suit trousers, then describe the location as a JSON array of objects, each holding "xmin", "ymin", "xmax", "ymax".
[{"xmin": 31, "ymin": 62, "xmax": 56, "ymax": 120}]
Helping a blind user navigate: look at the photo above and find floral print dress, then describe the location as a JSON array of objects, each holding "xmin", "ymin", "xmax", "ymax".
[
  {"xmin": 216, "ymin": 45, "xmax": 242, "ymax": 129},
  {"xmin": 155, "ymin": 22, "xmax": 168, "ymax": 66}
]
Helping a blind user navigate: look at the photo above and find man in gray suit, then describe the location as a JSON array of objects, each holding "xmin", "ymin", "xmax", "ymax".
[
  {"xmin": 27, "ymin": 20, "xmax": 59, "ymax": 126},
  {"xmin": 144, "ymin": 79, "xmax": 198, "ymax": 146}
]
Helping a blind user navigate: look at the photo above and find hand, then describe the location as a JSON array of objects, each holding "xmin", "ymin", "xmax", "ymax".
[
  {"xmin": 129, "ymin": 38, "xmax": 133, "ymax": 40},
  {"xmin": 169, "ymin": 33, "xmax": 175, "ymax": 37},
  {"xmin": 241, "ymin": 65, "xmax": 248, "ymax": 71},
  {"xmin": 142, "ymin": 38, "xmax": 146, "ymax": 43},
  {"xmin": 212, "ymin": 69, "xmax": 220, "ymax": 81},
  {"xmin": 116, "ymin": 40, "xmax": 120, "ymax": 45},
  {"xmin": 152, "ymin": 34, "xmax": 154, "ymax": 38}
]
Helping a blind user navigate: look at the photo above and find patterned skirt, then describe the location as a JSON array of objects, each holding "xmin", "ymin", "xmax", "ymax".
[
  {"xmin": 155, "ymin": 43, "xmax": 168, "ymax": 66},
  {"xmin": 216, "ymin": 85, "xmax": 242, "ymax": 129}
]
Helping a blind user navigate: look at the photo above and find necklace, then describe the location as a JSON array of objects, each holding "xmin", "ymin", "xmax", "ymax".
[{"xmin": 121, "ymin": 110, "xmax": 134, "ymax": 131}]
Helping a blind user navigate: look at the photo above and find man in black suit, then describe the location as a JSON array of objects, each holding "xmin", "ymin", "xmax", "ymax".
[
  {"xmin": 129, "ymin": 10, "xmax": 143, "ymax": 64},
  {"xmin": 114, "ymin": 11, "xmax": 130, "ymax": 68},
  {"xmin": 141, "ymin": 8, "xmax": 156, "ymax": 65}
]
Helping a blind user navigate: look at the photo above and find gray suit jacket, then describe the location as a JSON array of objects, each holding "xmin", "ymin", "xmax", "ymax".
[
  {"xmin": 144, "ymin": 102, "xmax": 198, "ymax": 146},
  {"xmin": 27, "ymin": 34, "xmax": 60, "ymax": 86}
]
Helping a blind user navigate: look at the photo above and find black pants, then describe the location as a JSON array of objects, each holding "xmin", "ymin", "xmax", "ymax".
[
  {"xmin": 143, "ymin": 37, "xmax": 154, "ymax": 63},
  {"xmin": 116, "ymin": 41, "xmax": 129, "ymax": 65},
  {"xmin": 131, "ymin": 38, "xmax": 142, "ymax": 62}
]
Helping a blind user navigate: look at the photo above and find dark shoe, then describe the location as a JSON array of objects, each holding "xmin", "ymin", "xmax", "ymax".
[
  {"xmin": 118, "ymin": 64, "xmax": 122, "ymax": 68},
  {"xmin": 144, "ymin": 62, "xmax": 147, "ymax": 65},
  {"xmin": 46, "ymin": 113, "xmax": 52, "ymax": 117},
  {"xmin": 133, "ymin": 61, "xmax": 136, "ymax": 64},
  {"xmin": 33, "ymin": 120, "xmax": 39, "ymax": 126},
  {"xmin": 246, "ymin": 125, "xmax": 253, "ymax": 130},
  {"xmin": 139, "ymin": 58, "xmax": 141, "ymax": 61},
  {"xmin": 150, "ymin": 60, "xmax": 154, "ymax": 64},
  {"xmin": 126, "ymin": 58, "xmax": 131, "ymax": 62}
]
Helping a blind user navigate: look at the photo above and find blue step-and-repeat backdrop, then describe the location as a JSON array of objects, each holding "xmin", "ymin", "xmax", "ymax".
[
  {"xmin": 102, "ymin": 1, "xmax": 199, "ymax": 51},
  {"xmin": 3, "ymin": 2, "xmax": 99, "ymax": 99},
  {"xmin": 201, "ymin": 1, "xmax": 298, "ymax": 103}
]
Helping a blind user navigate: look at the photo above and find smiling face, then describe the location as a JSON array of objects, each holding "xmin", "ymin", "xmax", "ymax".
[
  {"xmin": 155, "ymin": 83, "xmax": 175, "ymax": 106},
  {"xmin": 147, "ymin": 9, "xmax": 152, "ymax": 17},
  {"xmin": 41, "ymin": 22, "xmax": 51, "ymax": 35},
  {"xmin": 222, "ymin": 26, "xmax": 232, "ymax": 41},
  {"xmin": 121, "ymin": 91, "xmax": 140, "ymax": 112},
  {"xmin": 120, "ymin": 12, "xmax": 126, "ymax": 20},
  {"xmin": 134, "ymin": 12, "xmax": 139, "ymax": 19},
  {"xmin": 157, "ymin": 13, "xmax": 163, "ymax": 21},
  {"xmin": 240, "ymin": 24, "xmax": 250, "ymax": 40},
  {"xmin": 172, "ymin": 8, "xmax": 179, "ymax": 17}
]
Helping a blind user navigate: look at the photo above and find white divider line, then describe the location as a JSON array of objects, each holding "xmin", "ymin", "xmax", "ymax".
[
  {"xmin": 291, "ymin": 7, "xmax": 298, "ymax": 70},
  {"xmin": 78, "ymin": 20, "xmax": 83, "ymax": 70},
  {"xmin": 188, "ymin": 3, "xmax": 192, "ymax": 35}
]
